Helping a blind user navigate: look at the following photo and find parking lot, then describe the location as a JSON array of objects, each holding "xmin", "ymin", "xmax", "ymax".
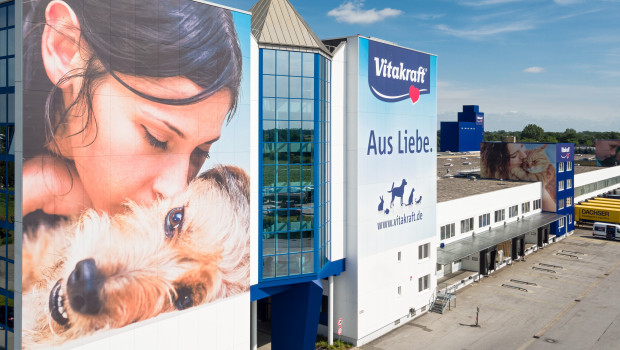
[{"xmin": 363, "ymin": 227, "xmax": 620, "ymax": 350}]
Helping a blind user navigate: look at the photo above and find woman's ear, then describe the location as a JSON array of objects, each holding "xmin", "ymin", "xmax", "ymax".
[{"xmin": 41, "ymin": 0, "xmax": 82, "ymax": 88}]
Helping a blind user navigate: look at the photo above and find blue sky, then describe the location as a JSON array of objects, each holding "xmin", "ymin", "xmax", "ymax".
[{"xmin": 219, "ymin": 0, "xmax": 620, "ymax": 132}]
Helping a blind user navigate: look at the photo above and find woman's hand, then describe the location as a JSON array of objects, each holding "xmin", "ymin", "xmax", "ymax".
[
  {"xmin": 23, "ymin": 156, "xmax": 92, "ymax": 217},
  {"xmin": 542, "ymin": 187, "xmax": 556, "ymax": 212}
]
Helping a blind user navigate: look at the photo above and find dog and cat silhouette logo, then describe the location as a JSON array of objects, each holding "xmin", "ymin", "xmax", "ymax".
[{"xmin": 378, "ymin": 178, "xmax": 422, "ymax": 214}]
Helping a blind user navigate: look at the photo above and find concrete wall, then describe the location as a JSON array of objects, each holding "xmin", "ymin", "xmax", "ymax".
[
  {"xmin": 330, "ymin": 43, "xmax": 346, "ymax": 263},
  {"xmin": 437, "ymin": 182, "xmax": 543, "ymax": 247},
  {"xmin": 461, "ymin": 255, "xmax": 479, "ymax": 272},
  {"xmin": 250, "ymin": 35, "xmax": 259, "ymax": 288},
  {"xmin": 333, "ymin": 36, "xmax": 359, "ymax": 344},
  {"xmin": 525, "ymin": 231, "xmax": 538, "ymax": 245},
  {"xmin": 333, "ymin": 36, "xmax": 438, "ymax": 347},
  {"xmin": 436, "ymin": 182, "xmax": 542, "ymax": 279},
  {"xmin": 574, "ymin": 166, "xmax": 620, "ymax": 203}
]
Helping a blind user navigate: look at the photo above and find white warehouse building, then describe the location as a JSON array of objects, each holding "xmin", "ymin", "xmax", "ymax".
[{"xmin": 5, "ymin": 0, "xmax": 620, "ymax": 349}]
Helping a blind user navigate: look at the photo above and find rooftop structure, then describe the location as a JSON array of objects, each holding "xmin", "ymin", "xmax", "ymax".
[
  {"xmin": 250, "ymin": 0, "xmax": 331, "ymax": 55},
  {"xmin": 440, "ymin": 105, "xmax": 485, "ymax": 152}
]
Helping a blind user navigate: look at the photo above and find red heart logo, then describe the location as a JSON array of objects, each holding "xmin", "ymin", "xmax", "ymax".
[{"xmin": 409, "ymin": 85, "xmax": 420, "ymax": 104}]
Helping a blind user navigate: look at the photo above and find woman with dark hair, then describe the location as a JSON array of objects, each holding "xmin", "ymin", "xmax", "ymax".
[
  {"xmin": 481, "ymin": 142, "xmax": 556, "ymax": 211},
  {"xmin": 480, "ymin": 143, "xmax": 517, "ymax": 179},
  {"xmin": 596, "ymin": 140, "xmax": 620, "ymax": 166},
  {"xmin": 22, "ymin": 0, "xmax": 243, "ymax": 218}
]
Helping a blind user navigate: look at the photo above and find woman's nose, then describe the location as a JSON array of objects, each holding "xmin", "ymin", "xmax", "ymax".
[{"xmin": 152, "ymin": 154, "xmax": 190, "ymax": 199}]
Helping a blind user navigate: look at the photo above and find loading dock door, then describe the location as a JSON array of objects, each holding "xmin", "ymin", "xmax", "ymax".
[
  {"xmin": 511, "ymin": 235, "xmax": 525, "ymax": 260},
  {"xmin": 479, "ymin": 250, "xmax": 488, "ymax": 276},
  {"xmin": 537, "ymin": 228, "xmax": 544, "ymax": 247},
  {"xmin": 480, "ymin": 247, "xmax": 497, "ymax": 275},
  {"xmin": 489, "ymin": 250, "xmax": 497, "ymax": 272}
]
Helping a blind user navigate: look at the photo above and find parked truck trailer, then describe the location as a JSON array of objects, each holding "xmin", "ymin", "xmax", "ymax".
[{"xmin": 575, "ymin": 205, "xmax": 620, "ymax": 224}]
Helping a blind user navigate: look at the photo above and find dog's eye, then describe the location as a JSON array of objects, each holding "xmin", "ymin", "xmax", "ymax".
[
  {"xmin": 174, "ymin": 286, "xmax": 194, "ymax": 310},
  {"xmin": 165, "ymin": 207, "xmax": 185, "ymax": 239}
]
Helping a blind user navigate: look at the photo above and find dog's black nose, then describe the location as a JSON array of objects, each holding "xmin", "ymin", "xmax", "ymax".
[{"xmin": 67, "ymin": 258, "xmax": 104, "ymax": 315}]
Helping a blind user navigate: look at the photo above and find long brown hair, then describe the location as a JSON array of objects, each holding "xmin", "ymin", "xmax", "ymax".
[
  {"xmin": 481, "ymin": 143, "xmax": 511, "ymax": 179},
  {"xmin": 23, "ymin": 0, "xmax": 243, "ymax": 157}
]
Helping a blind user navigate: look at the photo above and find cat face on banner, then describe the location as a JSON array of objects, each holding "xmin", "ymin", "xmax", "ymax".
[{"xmin": 523, "ymin": 145, "xmax": 551, "ymax": 174}]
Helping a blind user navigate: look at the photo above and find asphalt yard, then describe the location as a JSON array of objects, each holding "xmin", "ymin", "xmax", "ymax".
[{"xmin": 362, "ymin": 227, "xmax": 620, "ymax": 350}]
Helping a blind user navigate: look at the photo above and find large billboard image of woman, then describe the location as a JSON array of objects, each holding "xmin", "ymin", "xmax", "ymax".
[
  {"xmin": 21, "ymin": 0, "xmax": 251, "ymax": 347},
  {"xmin": 481, "ymin": 142, "xmax": 557, "ymax": 211},
  {"xmin": 595, "ymin": 139, "xmax": 620, "ymax": 167}
]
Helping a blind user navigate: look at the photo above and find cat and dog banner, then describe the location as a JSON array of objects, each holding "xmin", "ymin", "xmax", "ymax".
[
  {"xmin": 356, "ymin": 36, "xmax": 437, "ymax": 254},
  {"xmin": 21, "ymin": 0, "xmax": 251, "ymax": 347},
  {"xmin": 480, "ymin": 142, "xmax": 566, "ymax": 212}
]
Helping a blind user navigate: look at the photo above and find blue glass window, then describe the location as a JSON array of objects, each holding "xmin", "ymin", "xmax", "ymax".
[
  {"xmin": 290, "ymin": 52, "xmax": 301, "ymax": 76},
  {"xmin": 259, "ymin": 49, "xmax": 331, "ymax": 281},
  {"xmin": 302, "ymin": 52, "xmax": 314, "ymax": 77},
  {"xmin": 263, "ymin": 49, "xmax": 276, "ymax": 74}
]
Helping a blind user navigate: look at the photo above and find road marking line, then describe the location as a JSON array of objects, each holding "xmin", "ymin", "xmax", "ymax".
[
  {"xmin": 521, "ymin": 272, "xmax": 592, "ymax": 287},
  {"xmin": 474, "ymin": 301, "xmax": 527, "ymax": 315},
  {"xmin": 493, "ymin": 289, "xmax": 565, "ymax": 308},
  {"xmin": 572, "ymin": 236, "xmax": 618, "ymax": 245},
  {"xmin": 516, "ymin": 258, "xmax": 620, "ymax": 350}
]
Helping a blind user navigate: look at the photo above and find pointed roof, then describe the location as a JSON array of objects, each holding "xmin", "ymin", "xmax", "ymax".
[{"xmin": 250, "ymin": 0, "xmax": 331, "ymax": 56}]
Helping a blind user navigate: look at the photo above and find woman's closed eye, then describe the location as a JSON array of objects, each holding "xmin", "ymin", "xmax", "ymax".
[
  {"xmin": 142, "ymin": 125, "xmax": 168, "ymax": 151},
  {"xmin": 193, "ymin": 147, "xmax": 210, "ymax": 160}
]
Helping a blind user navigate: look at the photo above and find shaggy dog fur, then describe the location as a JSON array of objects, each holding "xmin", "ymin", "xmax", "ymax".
[{"xmin": 22, "ymin": 165, "xmax": 250, "ymax": 347}]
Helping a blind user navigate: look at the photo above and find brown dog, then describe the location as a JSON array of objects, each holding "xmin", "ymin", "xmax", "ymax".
[{"xmin": 22, "ymin": 165, "xmax": 250, "ymax": 347}]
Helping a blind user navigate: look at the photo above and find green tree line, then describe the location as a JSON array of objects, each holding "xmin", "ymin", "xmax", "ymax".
[
  {"xmin": 485, "ymin": 124, "xmax": 620, "ymax": 146},
  {"xmin": 436, "ymin": 124, "xmax": 620, "ymax": 151}
]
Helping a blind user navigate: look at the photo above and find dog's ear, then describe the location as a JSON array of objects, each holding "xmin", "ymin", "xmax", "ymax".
[{"xmin": 197, "ymin": 165, "xmax": 250, "ymax": 200}]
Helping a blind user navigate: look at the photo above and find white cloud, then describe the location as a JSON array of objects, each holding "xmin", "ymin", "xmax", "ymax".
[
  {"xmin": 327, "ymin": 1, "xmax": 402, "ymax": 24},
  {"xmin": 523, "ymin": 66, "xmax": 545, "ymax": 73},
  {"xmin": 435, "ymin": 21, "xmax": 534, "ymax": 40}
]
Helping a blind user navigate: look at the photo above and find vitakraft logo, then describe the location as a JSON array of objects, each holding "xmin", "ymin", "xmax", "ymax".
[
  {"xmin": 560, "ymin": 146, "xmax": 572, "ymax": 159},
  {"xmin": 367, "ymin": 40, "xmax": 431, "ymax": 104}
]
